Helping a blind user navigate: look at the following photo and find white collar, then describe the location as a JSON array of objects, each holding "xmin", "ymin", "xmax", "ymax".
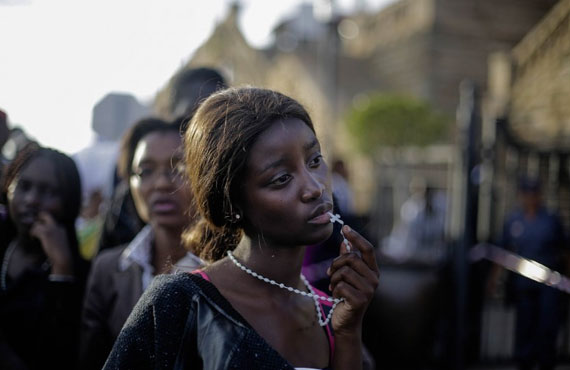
[
  {"xmin": 119, "ymin": 225, "xmax": 154, "ymax": 272},
  {"xmin": 119, "ymin": 225, "xmax": 203, "ymax": 273}
]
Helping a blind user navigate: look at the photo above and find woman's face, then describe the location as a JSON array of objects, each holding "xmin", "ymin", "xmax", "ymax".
[
  {"xmin": 7, "ymin": 156, "xmax": 64, "ymax": 233},
  {"xmin": 130, "ymin": 131, "xmax": 193, "ymax": 229},
  {"xmin": 240, "ymin": 118, "xmax": 334, "ymax": 247}
]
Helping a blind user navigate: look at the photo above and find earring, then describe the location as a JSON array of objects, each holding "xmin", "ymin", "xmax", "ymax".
[
  {"xmin": 232, "ymin": 212, "xmax": 242, "ymax": 223},
  {"xmin": 225, "ymin": 212, "xmax": 242, "ymax": 224}
]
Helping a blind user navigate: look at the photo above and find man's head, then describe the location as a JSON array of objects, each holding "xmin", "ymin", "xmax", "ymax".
[
  {"xmin": 518, "ymin": 176, "xmax": 541, "ymax": 213},
  {"xmin": 170, "ymin": 67, "xmax": 227, "ymax": 119}
]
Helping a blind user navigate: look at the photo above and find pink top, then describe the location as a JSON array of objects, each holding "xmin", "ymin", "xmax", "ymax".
[{"xmin": 191, "ymin": 270, "xmax": 335, "ymax": 365}]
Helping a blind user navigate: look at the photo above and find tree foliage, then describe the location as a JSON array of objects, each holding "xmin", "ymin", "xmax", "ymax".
[{"xmin": 346, "ymin": 94, "xmax": 450, "ymax": 154}]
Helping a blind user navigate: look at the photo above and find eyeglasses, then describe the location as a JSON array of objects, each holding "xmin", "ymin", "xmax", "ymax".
[{"xmin": 130, "ymin": 162, "xmax": 186, "ymax": 184}]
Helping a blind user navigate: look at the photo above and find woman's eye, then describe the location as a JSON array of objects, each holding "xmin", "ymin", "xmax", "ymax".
[
  {"xmin": 135, "ymin": 168, "xmax": 154, "ymax": 179},
  {"xmin": 18, "ymin": 180, "xmax": 32, "ymax": 192},
  {"xmin": 309, "ymin": 155, "xmax": 323, "ymax": 168},
  {"xmin": 271, "ymin": 174, "xmax": 291, "ymax": 186},
  {"xmin": 36, "ymin": 185, "xmax": 59, "ymax": 198},
  {"xmin": 45, "ymin": 186, "xmax": 60, "ymax": 198}
]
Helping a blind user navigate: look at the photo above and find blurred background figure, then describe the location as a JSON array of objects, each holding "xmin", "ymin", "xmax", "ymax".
[
  {"xmin": 0, "ymin": 110, "xmax": 35, "ymax": 175},
  {"xmin": 1, "ymin": 127, "xmax": 34, "ymax": 162},
  {"xmin": 0, "ymin": 144, "xmax": 87, "ymax": 370},
  {"xmin": 382, "ymin": 176, "xmax": 427, "ymax": 262},
  {"xmin": 382, "ymin": 177, "xmax": 446, "ymax": 265},
  {"xmin": 79, "ymin": 118, "xmax": 202, "ymax": 370},
  {"xmin": 73, "ymin": 93, "xmax": 150, "ymax": 260},
  {"xmin": 331, "ymin": 158, "xmax": 355, "ymax": 216},
  {"xmin": 169, "ymin": 67, "xmax": 227, "ymax": 120},
  {"xmin": 500, "ymin": 178, "xmax": 567, "ymax": 370},
  {"xmin": 0, "ymin": 109, "xmax": 9, "ymax": 175},
  {"xmin": 407, "ymin": 186, "xmax": 447, "ymax": 265}
]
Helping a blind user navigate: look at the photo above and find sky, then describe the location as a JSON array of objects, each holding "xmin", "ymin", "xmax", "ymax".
[{"xmin": 0, "ymin": 0, "xmax": 393, "ymax": 155}]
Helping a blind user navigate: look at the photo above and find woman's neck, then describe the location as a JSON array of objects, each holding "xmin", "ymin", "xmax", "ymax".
[
  {"xmin": 151, "ymin": 224, "xmax": 186, "ymax": 274},
  {"xmin": 230, "ymin": 235, "xmax": 307, "ymax": 288}
]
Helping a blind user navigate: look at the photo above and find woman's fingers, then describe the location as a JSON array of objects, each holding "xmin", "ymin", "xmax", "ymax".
[
  {"xmin": 342, "ymin": 225, "xmax": 378, "ymax": 274},
  {"xmin": 30, "ymin": 212, "xmax": 55, "ymax": 238},
  {"xmin": 328, "ymin": 252, "xmax": 377, "ymax": 284},
  {"xmin": 332, "ymin": 280, "xmax": 369, "ymax": 311},
  {"xmin": 30, "ymin": 212, "xmax": 72, "ymax": 269},
  {"xmin": 329, "ymin": 265, "xmax": 377, "ymax": 298},
  {"xmin": 329, "ymin": 226, "xmax": 380, "ymax": 334},
  {"xmin": 37, "ymin": 211, "xmax": 56, "ymax": 226},
  {"xmin": 327, "ymin": 225, "xmax": 380, "ymax": 281}
]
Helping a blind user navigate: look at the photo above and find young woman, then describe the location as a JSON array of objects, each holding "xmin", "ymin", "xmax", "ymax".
[
  {"xmin": 104, "ymin": 87, "xmax": 379, "ymax": 369},
  {"xmin": 0, "ymin": 144, "xmax": 87, "ymax": 370},
  {"xmin": 80, "ymin": 118, "xmax": 202, "ymax": 370}
]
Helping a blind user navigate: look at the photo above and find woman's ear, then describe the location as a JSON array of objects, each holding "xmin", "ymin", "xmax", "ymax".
[{"xmin": 224, "ymin": 204, "xmax": 243, "ymax": 224}]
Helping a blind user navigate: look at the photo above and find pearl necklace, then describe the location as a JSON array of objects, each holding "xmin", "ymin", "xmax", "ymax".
[{"xmin": 227, "ymin": 250, "xmax": 343, "ymax": 327}]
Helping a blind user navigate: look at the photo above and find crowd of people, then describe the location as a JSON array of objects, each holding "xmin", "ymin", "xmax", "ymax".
[
  {"xmin": 0, "ymin": 68, "xmax": 379, "ymax": 370},
  {"xmin": 0, "ymin": 65, "xmax": 568, "ymax": 370}
]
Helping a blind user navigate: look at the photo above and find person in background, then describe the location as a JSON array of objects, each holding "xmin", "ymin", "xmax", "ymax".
[
  {"xmin": 0, "ymin": 143, "xmax": 87, "ymax": 370},
  {"xmin": 74, "ymin": 93, "xmax": 150, "ymax": 259},
  {"xmin": 169, "ymin": 66, "xmax": 227, "ymax": 120},
  {"xmin": 501, "ymin": 177, "xmax": 567, "ymax": 370},
  {"xmin": 0, "ymin": 110, "xmax": 9, "ymax": 175},
  {"xmin": 104, "ymin": 87, "xmax": 379, "ymax": 369},
  {"xmin": 97, "ymin": 67, "xmax": 227, "ymax": 252},
  {"xmin": 331, "ymin": 158, "xmax": 355, "ymax": 216},
  {"xmin": 79, "ymin": 118, "xmax": 202, "ymax": 370}
]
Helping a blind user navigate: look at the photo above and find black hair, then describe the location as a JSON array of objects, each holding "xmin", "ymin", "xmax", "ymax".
[
  {"xmin": 170, "ymin": 67, "xmax": 227, "ymax": 118},
  {"xmin": 183, "ymin": 87, "xmax": 314, "ymax": 262},
  {"xmin": 117, "ymin": 117, "xmax": 182, "ymax": 181}
]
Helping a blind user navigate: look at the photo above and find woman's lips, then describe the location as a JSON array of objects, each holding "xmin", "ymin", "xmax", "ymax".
[
  {"xmin": 308, "ymin": 210, "xmax": 333, "ymax": 224},
  {"xmin": 152, "ymin": 200, "xmax": 178, "ymax": 213},
  {"xmin": 18, "ymin": 211, "xmax": 38, "ymax": 225}
]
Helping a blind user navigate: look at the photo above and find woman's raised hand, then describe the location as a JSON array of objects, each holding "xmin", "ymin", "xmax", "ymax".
[
  {"xmin": 327, "ymin": 225, "xmax": 379, "ymax": 336},
  {"xmin": 30, "ymin": 212, "xmax": 73, "ymax": 275}
]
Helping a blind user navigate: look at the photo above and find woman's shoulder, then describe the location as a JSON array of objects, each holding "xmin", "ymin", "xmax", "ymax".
[
  {"xmin": 91, "ymin": 245, "xmax": 125, "ymax": 267},
  {"xmin": 120, "ymin": 273, "xmax": 204, "ymax": 330},
  {"xmin": 138, "ymin": 272, "xmax": 216, "ymax": 310},
  {"xmin": 146, "ymin": 272, "xmax": 200, "ymax": 297}
]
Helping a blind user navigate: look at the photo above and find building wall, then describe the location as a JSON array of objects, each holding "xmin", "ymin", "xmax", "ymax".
[
  {"xmin": 345, "ymin": 0, "xmax": 557, "ymax": 115},
  {"xmin": 510, "ymin": 0, "xmax": 570, "ymax": 150},
  {"xmin": 431, "ymin": 0, "xmax": 557, "ymax": 114}
]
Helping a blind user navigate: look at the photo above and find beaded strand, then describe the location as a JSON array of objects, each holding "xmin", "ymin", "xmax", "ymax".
[
  {"xmin": 327, "ymin": 212, "xmax": 351, "ymax": 252},
  {"xmin": 227, "ymin": 250, "xmax": 343, "ymax": 327}
]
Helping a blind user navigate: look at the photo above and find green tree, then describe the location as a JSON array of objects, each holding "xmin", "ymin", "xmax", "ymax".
[{"xmin": 346, "ymin": 94, "xmax": 450, "ymax": 154}]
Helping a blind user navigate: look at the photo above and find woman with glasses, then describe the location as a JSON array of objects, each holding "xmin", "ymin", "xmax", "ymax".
[{"xmin": 79, "ymin": 118, "xmax": 202, "ymax": 370}]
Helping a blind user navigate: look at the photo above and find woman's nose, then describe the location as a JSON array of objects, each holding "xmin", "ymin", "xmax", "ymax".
[
  {"xmin": 153, "ymin": 169, "xmax": 177, "ymax": 189},
  {"xmin": 301, "ymin": 171, "xmax": 325, "ymax": 202},
  {"xmin": 23, "ymin": 187, "xmax": 41, "ymax": 206}
]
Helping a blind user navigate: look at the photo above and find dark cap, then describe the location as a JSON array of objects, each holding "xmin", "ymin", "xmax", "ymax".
[{"xmin": 518, "ymin": 176, "xmax": 541, "ymax": 192}]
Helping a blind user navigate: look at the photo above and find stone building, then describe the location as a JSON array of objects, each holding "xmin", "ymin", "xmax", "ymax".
[
  {"xmin": 346, "ymin": 0, "xmax": 558, "ymax": 114},
  {"xmin": 153, "ymin": 0, "xmax": 557, "ymax": 217}
]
